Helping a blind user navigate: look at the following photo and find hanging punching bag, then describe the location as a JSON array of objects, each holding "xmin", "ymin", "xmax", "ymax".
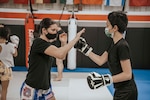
[
  {"xmin": 67, "ymin": 17, "xmax": 77, "ymax": 70},
  {"xmin": 25, "ymin": 14, "xmax": 34, "ymax": 68}
]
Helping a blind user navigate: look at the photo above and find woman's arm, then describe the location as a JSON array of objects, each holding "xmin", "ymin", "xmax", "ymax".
[{"xmin": 44, "ymin": 28, "xmax": 85, "ymax": 59}]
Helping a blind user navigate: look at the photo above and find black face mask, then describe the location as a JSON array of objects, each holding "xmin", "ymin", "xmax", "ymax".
[
  {"xmin": 57, "ymin": 30, "xmax": 64, "ymax": 35},
  {"xmin": 46, "ymin": 33, "xmax": 57, "ymax": 40}
]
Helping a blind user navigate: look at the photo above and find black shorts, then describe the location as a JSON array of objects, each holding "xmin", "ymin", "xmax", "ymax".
[{"xmin": 113, "ymin": 81, "xmax": 138, "ymax": 100}]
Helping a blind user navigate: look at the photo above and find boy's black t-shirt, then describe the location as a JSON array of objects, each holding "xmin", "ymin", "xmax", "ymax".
[
  {"xmin": 107, "ymin": 38, "xmax": 135, "ymax": 89},
  {"xmin": 25, "ymin": 38, "xmax": 54, "ymax": 90}
]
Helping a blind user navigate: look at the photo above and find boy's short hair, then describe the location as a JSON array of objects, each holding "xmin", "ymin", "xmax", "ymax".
[{"xmin": 108, "ymin": 11, "xmax": 128, "ymax": 33}]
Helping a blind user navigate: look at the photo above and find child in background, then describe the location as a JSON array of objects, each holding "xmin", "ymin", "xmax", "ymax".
[{"xmin": 0, "ymin": 27, "xmax": 19, "ymax": 100}]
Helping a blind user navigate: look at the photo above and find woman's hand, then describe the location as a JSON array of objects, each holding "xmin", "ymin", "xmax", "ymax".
[
  {"xmin": 76, "ymin": 28, "xmax": 86, "ymax": 39},
  {"xmin": 59, "ymin": 32, "xmax": 67, "ymax": 45}
]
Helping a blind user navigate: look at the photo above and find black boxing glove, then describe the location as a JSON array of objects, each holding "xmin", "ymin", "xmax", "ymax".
[
  {"xmin": 74, "ymin": 37, "xmax": 93, "ymax": 56},
  {"xmin": 57, "ymin": 29, "xmax": 65, "ymax": 40},
  {"xmin": 87, "ymin": 72, "xmax": 113, "ymax": 89},
  {"xmin": 57, "ymin": 29, "xmax": 64, "ymax": 35}
]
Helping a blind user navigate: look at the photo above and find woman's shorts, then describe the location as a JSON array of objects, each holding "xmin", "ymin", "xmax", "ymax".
[{"xmin": 20, "ymin": 82, "xmax": 54, "ymax": 100}]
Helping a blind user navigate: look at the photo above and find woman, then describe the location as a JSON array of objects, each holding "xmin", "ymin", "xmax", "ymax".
[{"xmin": 20, "ymin": 18, "xmax": 85, "ymax": 100}]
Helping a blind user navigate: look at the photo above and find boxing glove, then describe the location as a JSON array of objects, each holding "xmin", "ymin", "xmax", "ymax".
[
  {"xmin": 87, "ymin": 72, "xmax": 113, "ymax": 89},
  {"xmin": 57, "ymin": 29, "xmax": 66, "ymax": 41},
  {"xmin": 74, "ymin": 37, "xmax": 93, "ymax": 56},
  {"xmin": 57, "ymin": 29, "xmax": 64, "ymax": 35},
  {"xmin": 10, "ymin": 35, "xmax": 19, "ymax": 48}
]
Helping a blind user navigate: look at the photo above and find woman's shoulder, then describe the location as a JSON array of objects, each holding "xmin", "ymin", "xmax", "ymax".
[
  {"xmin": 34, "ymin": 38, "xmax": 46, "ymax": 43},
  {"xmin": 33, "ymin": 38, "xmax": 50, "ymax": 48}
]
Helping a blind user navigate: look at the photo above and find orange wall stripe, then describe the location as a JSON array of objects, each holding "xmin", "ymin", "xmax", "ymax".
[
  {"xmin": 76, "ymin": 15, "xmax": 107, "ymax": 20},
  {"xmin": 33, "ymin": 13, "xmax": 70, "ymax": 20},
  {"xmin": 128, "ymin": 15, "xmax": 150, "ymax": 21},
  {"xmin": 0, "ymin": 12, "xmax": 27, "ymax": 18},
  {"xmin": 0, "ymin": 12, "xmax": 150, "ymax": 21}
]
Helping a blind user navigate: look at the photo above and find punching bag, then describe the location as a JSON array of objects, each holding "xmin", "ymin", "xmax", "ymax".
[
  {"xmin": 25, "ymin": 14, "xmax": 34, "ymax": 68},
  {"xmin": 67, "ymin": 18, "xmax": 77, "ymax": 70}
]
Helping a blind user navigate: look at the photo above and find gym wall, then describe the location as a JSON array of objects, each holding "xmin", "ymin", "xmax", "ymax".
[{"xmin": 5, "ymin": 25, "xmax": 150, "ymax": 69}]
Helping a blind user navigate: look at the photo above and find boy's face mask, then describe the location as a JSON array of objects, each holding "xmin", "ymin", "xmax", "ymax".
[{"xmin": 105, "ymin": 27, "xmax": 114, "ymax": 38}]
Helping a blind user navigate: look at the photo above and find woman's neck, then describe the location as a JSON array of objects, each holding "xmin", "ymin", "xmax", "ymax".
[{"xmin": 40, "ymin": 34, "xmax": 49, "ymax": 42}]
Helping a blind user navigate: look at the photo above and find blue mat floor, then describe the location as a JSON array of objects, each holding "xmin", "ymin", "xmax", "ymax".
[{"xmin": 12, "ymin": 66, "xmax": 150, "ymax": 100}]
